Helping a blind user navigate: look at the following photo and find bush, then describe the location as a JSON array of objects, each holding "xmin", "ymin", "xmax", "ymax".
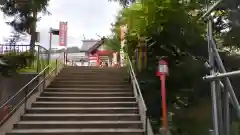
[{"xmin": 0, "ymin": 52, "xmax": 36, "ymax": 77}]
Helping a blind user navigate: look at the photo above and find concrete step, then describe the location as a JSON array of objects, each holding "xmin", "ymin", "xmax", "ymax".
[
  {"xmin": 58, "ymin": 73, "xmax": 127, "ymax": 76},
  {"xmin": 58, "ymin": 72, "xmax": 127, "ymax": 75},
  {"xmin": 61, "ymin": 72, "xmax": 126, "ymax": 74},
  {"xmin": 55, "ymin": 74, "xmax": 128, "ymax": 77},
  {"xmin": 44, "ymin": 88, "xmax": 131, "ymax": 93},
  {"xmin": 36, "ymin": 97, "xmax": 136, "ymax": 102},
  {"xmin": 32, "ymin": 102, "xmax": 138, "ymax": 108},
  {"xmin": 55, "ymin": 74, "xmax": 127, "ymax": 78},
  {"xmin": 14, "ymin": 121, "xmax": 143, "ymax": 129},
  {"xmin": 26, "ymin": 107, "xmax": 139, "ymax": 114},
  {"xmin": 54, "ymin": 78, "xmax": 128, "ymax": 81},
  {"xmin": 62, "ymin": 66, "xmax": 124, "ymax": 70},
  {"xmin": 51, "ymin": 81, "xmax": 129, "ymax": 85},
  {"xmin": 4, "ymin": 67, "xmax": 145, "ymax": 135},
  {"xmin": 56, "ymin": 75, "xmax": 128, "ymax": 78},
  {"xmin": 21, "ymin": 114, "xmax": 140, "ymax": 121},
  {"xmin": 48, "ymin": 84, "xmax": 130, "ymax": 89},
  {"xmin": 7, "ymin": 129, "xmax": 144, "ymax": 135},
  {"xmin": 61, "ymin": 67, "xmax": 126, "ymax": 71},
  {"xmin": 56, "ymin": 74, "xmax": 127, "ymax": 78},
  {"xmin": 41, "ymin": 92, "xmax": 133, "ymax": 97}
]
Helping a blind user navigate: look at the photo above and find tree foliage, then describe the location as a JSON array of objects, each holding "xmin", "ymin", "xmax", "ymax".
[
  {"xmin": 108, "ymin": 0, "xmax": 136, "ymax": 7},
  {"xmin": 1, "ymin": 0, "xmax": 50, "ymax": 32},
  {"xmin": 204, "ymin": 0, "xmax": 240, "ymax": 47},
  {"xmin": 1, "ymin": 0, "xmax": 50, "ymax": 53},
  {"xmin": 108, "ymin": 0, "xmax": 240, "ymax": 135},
  {"xmin": 0, "ymin": 51, "xmax": 35, "ymax": 77},
  {"xmin": 104, "ymin": 35, "xmax": 121, "ymax": 51}
]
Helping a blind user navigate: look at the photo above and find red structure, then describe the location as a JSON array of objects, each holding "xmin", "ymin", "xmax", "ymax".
[
  {"xmin": 59, "ymin": 22, "xmax": 68, "ymax": 47},
  {"xmin": 156, "ymin": 59, "xmax": 169, "ymax": 131},
  {"xmin": 87, "ymin": 38, "xmax": 118, "ymax": 67}
]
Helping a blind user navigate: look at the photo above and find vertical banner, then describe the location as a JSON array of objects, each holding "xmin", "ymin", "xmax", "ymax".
[{"xmin": 59, "ymin": 22, "xmax": 68, "ymax": 46}]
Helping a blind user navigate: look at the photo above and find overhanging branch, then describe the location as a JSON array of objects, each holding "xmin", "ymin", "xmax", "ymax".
[{"xmin": 199, "ymin": 0, "xmax": 224, "ymax": 20}]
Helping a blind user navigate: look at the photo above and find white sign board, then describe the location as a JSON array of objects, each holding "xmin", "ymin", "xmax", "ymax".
[{"xmin": 159, "ymin": 65, "xmax": 168, "ymax": 74}]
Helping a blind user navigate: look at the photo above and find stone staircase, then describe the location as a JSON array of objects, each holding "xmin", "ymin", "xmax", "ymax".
[{"xmin": 6, "ymin": 66, "xmax": 145, "ymax": 135}]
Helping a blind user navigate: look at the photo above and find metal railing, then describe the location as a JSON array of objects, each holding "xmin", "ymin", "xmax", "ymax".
[
  {"xmin": 0, "ymin": 51, "xmax": 66, "ymax": 126},
  {"xmin": 127, "ymin": 56, "xmax": 154, "ymax": 135},
  {"xmin": 201, "ymin": 1, "xmax": 240, "ymax": 135},
  {"xmin": 0, "ymin": 44, "xmax": 49, "ymax": 72}
]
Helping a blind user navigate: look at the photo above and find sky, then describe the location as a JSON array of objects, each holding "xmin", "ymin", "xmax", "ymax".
[{"xmin": 0, "ymin": 0, "xmax": 121, "ymax": 49}]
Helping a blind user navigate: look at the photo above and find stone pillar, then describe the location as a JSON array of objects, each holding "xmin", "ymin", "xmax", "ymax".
[{"xmin": 112, "ymin": 52, "xmax": 117, "ymax": 66}]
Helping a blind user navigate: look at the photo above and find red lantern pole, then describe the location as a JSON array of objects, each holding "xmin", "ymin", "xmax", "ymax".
[
  {"xmin": 156, "ymin": 59, "xmax": 168, "ymax": 132},
  {"xmin": 160, "ymin": 75, "xmax": 167, "ymax": 131}
]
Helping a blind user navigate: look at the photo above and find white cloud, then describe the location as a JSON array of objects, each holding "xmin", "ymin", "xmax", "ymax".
[
  {"xmin": 0, "ymin": 12, "xmax": 12, "ymax": 43},
  {"xmin": 0, "ymin": 0, "xmax": 121, "ymax": 49}
]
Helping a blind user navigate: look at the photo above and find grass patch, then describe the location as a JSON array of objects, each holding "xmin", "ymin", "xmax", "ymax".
[
  {"xmin": 18, "ymin": 60, "xmax": 59, "ymax": 73},
  {"xmin": 17, "ymin": 68, "xmax": 37, "ymax": 73}
]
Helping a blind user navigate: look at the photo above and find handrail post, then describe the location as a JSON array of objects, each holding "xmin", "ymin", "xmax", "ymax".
[
  {"xmin": 43, "ymin": 70, "xmax": 46, "ymax": 90},
  {"xmin": 145, "ymin": 110, "xmax": 148, "ymax": 135},
  {"xmin": 55, "ymin": 59, "xmax": 58, "ymax": 75},
  {"xmin": 63, "ymin": 52, "xmax": 66, "ymax": 66},
  {"xmin": 24, "ymin": 85, "xmax": 28, "ymax": 113},
  {"xmin": 37, "ymin": 46, "xmax": 40, "ymax": 72}
]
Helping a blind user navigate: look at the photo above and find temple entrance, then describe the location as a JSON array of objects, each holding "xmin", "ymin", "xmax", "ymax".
[{"xmin": 66, "ymin": 38, "xmax": 120, "ymax": 67}]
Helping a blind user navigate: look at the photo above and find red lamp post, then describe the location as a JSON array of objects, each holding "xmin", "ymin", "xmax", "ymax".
[{"xmin": 156, "ymin": 59, "xmax": 169, "ymax": 132}]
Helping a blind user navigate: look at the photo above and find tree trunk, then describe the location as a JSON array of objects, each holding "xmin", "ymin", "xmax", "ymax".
[{"xmin": 29, "ymin": 3, "xmax": 37, "ymax": 54}]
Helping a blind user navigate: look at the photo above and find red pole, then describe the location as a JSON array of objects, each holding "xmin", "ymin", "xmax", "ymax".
[
  {"xmin": 160, "ymin": 75, "xmax": 168, "ymax": 131},
  {"xmin": 97, "ymin": 54, "xmax": 100, "ymax": 67}
]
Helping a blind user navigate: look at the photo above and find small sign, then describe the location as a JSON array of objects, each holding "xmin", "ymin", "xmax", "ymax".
[
  {"xmin": 156, "ymin": 59, "xmax": 168, "ymax": 76},
  {"xmin": 159, "ymin": 65, "xmax": 168, "ymax": 73}
]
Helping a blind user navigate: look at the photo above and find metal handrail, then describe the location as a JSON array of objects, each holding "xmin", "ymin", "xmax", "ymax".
[
  {"xmin": 127, "ymin": 57, "xmax": 147, "ymax": 110},
  {"xmin": 0, "ymin": 66, "xmax": 48, "ymax": 109},
  {"xmin": 0, "ymin": 51, "xmax": 66, "ymax": 126},
  {"xmin": 127, "ymin": 56, "xmax": 153, "ymax": 135}
]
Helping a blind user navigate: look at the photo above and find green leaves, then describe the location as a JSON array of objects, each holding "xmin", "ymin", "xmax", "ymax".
[
  {"xmin": 104, "ymin": 35, "xmax": 121, "ymax": 52},
  {"xmin": 0, "ymin": 51, "xmax": 35, "ymax": 77},
  {"xmin": 109, "ymin": 0, "xmax": 136, "ymax": 7},
  {"xmin": 110, "ymin": 0, "xmax": 240, "ymax": 134},
  {"xmin": 1, "ymin": 0, "xmax": 50, "ymax": 33},
  {"xmin": 109, "ymin": 0, "xmax": 210, "ymax": 134}
]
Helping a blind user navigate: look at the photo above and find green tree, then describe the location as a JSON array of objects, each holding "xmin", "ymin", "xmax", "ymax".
[
  {"xmin": 1, "ymin": 0, "xmax": 50, "ymax": 53},
  {"xmin": 109, "ymin": 0, "xmax": 240, "ymax": 134},
  {"xmin": 104, "ymin": 35, "xmax": 121, "ymax": 52},
  {"xmin": 110, "ymin": 0, "xmax": 211, "ymax": 134},
  {"xmin": 109, "ymin": 0, "xmax": 136, "ymax": 7}
]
